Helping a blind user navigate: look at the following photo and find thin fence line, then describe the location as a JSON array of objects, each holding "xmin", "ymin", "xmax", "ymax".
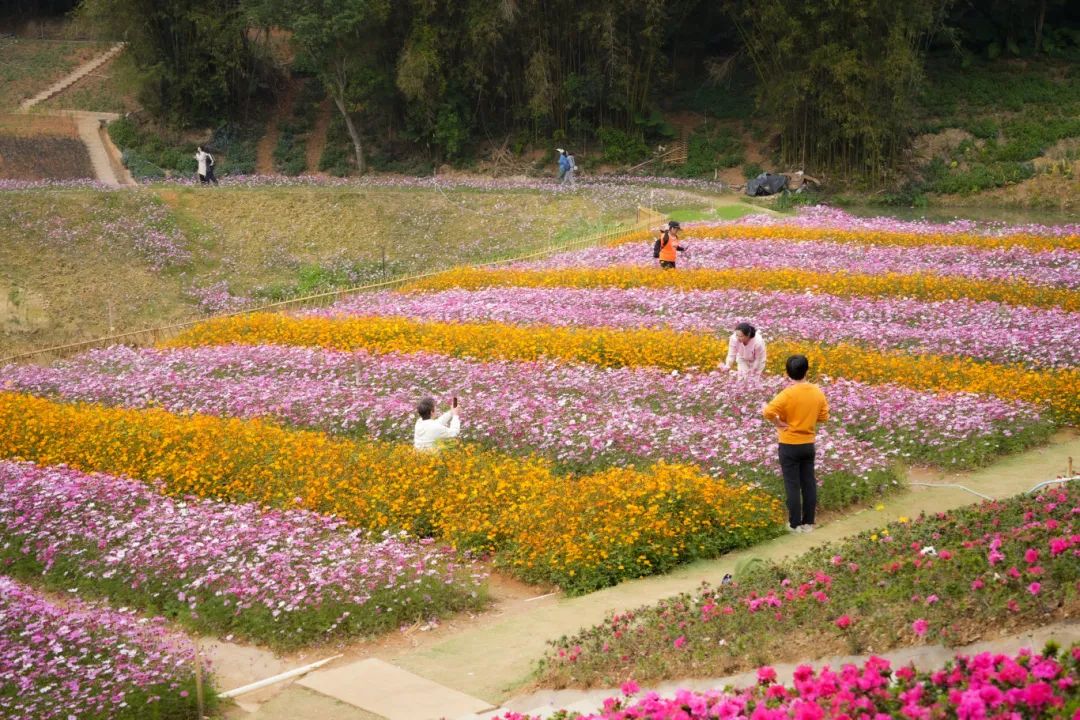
[{"xmin": 0, "ymin": 207, "xmax": 665, "ymax": 365}]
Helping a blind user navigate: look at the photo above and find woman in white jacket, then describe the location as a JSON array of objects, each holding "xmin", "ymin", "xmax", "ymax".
[
  {"xmin": 413, "ymin": 396, "xmax": 461, "ymax": 451},
  {"xmin": 723, "ymin": 322, "xmax": 766, "ymax": 376},
  {"xmin": 194, "ymin": 146, "xmax": 217, "ymax": 185}
]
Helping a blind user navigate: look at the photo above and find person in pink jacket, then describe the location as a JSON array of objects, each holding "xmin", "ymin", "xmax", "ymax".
[{"xmin": 723, "ymin": 322, "xmax": 767, "ymax": 376}]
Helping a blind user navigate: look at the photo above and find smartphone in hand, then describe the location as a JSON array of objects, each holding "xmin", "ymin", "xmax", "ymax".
[{"xmin": 452, "ymin": 396, "xmax": 458, "ymax": 408}]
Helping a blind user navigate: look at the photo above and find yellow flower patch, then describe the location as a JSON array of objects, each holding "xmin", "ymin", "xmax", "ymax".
[
  {"xmin": 0, "ymin": 392, "xmax": 783, "ymax": 594},
  {"xmin": 167, "ymin": 313, "xmax": 726, "ymax": 371}
]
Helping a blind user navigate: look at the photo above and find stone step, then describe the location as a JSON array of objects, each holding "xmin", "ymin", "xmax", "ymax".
[
  {"xmin": 19, "ymin": 43, "xmax": 125, "ymax": 111},
  {"xmin": 297, "ymin": 658, "xmax": 495, "ymax": 720}
]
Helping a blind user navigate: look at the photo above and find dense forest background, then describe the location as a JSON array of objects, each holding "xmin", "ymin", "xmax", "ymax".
[{"xmin": 5, "ymin": 0, "xmax": 1079, "ymax": 185}]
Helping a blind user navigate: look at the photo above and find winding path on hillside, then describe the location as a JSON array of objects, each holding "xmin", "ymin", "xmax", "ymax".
[
  {"xmin": 219, "ymin": 430, "xmax": 1079, "ymax": 720},
  {"xmin": 17, "ymin": 42, "xmax": 125, "ymax": 112},
  {"xmin": 16, "ymin": 42, "xmax": 135, "ymax": 187}
]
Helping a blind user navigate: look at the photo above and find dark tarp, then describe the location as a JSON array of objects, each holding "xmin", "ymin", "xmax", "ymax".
[{"xmin": 745, "ymin": 172, "xmax": 789, "ymax": 196}]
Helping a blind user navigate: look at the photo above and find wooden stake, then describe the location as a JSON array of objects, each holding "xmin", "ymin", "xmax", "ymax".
[{"xmin": 194, "ymin": 640, "xmax": 206, "ymax": 719}]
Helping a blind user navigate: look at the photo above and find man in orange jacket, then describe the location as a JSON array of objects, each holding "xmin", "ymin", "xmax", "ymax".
[
  {"xmin": 657, "ymin": 221, "xmax": 686, "ymax": 269},
  {"xmin": 763, "ymin": 354, "xmax": 829, "ymax": 533}
]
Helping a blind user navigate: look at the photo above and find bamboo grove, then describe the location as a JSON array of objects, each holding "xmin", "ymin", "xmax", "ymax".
[{"xmin": 63, "ymin": 0, "xmax": 1080, "ymax": 178}]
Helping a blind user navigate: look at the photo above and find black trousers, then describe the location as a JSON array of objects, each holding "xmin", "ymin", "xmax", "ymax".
[{"xmin": 778, "ymin": 442, "xmax": 816, "ymax": 528}]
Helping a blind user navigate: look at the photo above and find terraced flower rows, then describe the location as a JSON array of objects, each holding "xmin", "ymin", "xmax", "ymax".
[
  {"xmin": 0, "ymin": 206, "xmax": 1076, "ymax": 701},
  {"xmin": 0, "ymin": 392, "xmax": 782, "ymax": 595},
  {"xmin": 521, "ymin": 235, "xmax": 1080, "ymax": 288},
  {"xmin": 318, "ymin": 286, "xmax": 1079, "ymax": 369},
  {"xmin": 165, "ymin": 313, "xmax": 1080, "ymax": 423},
  {"xmin": 1, "ymin": 345, "xmax": 1052, "ymax": 497},
  {"xmin": 609, "ymin": 206, "xmax": 1080, "ymax": 252}
]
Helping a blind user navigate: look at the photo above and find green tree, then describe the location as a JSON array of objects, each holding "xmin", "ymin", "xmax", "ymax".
[
  {"xmin": 259, "ymin": 0, "xmax": 393, "ymax": 173},
  {"xmin": 79, "ymin": 0, "xmax": 269, "ymax": 126},
  {"xmin": 732, "ymin": 0, "xmax": 953, "ymax": 181}
]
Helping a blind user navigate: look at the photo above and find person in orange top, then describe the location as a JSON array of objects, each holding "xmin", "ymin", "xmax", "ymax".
[
  {"xmin": 762, "ymin": 354, "xmax": 829, "ymax": 533},
  {"xmin": 656, "ymin": 221, "xmax": 686, "ymax": 269}
]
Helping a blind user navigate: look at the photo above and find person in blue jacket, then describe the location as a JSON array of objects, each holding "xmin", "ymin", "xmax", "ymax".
[{"xmin": 557, "ymin": 148, "xmax": 570, "ymax": 182}]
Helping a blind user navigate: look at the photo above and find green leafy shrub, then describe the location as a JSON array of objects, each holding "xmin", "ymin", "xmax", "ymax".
[
  {"xmin": 742, "ymin": 162, "xmax": 764, "ymax": 180},
  {"xmin": 106, "ymin": 116, "xmax": 138, "ymax": 149},
  {"xmin": 774, "ymin": 190, "xmax": 816, "ymax": 210},
  {"xmin": 109, "ymin": 116, "xmax": 260, "ymax": 178},
  {"xmin": 992, "ymin": 116, "xmax": 1080, "ymax": 162},
  {"xmin": 677, "ymin": 130, "xmax": 744, "ymax": 177},
  {"xmin": 273, "ymin": 77, "xmax": 323, "ymax": 175},
  {"xmin": 928, "ymin": 161, "xmax": 1035, "ymax": 194},
  {"xmin": 319, "ymin": 112, "xmax": 354, "ymax": 176},
  {"xmin": 434, "ymin": 106, "xmax": 469, "ymax": 161},
  {"xmin": 597, "ymin": 127, "xmax": 649, "ymax": 165},
  {"xmin": 633, "ymin": 109, "xmax": 676, "ymax": 140},
  {"xmin": 965, "ymin": 117, "xmax": 998, "ymax": 140},
  {"xmin": 366, "ymin": 149, "xmax": 434, "ymax": 176}
]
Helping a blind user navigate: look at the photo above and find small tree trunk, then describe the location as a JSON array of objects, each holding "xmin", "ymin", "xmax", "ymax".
[
  {"xmin": 332, "ymin": 94, "xmax": 365, "ymax": 174},
  {"xmin": 1034, "ymin": 0, "xmax": 1047, "ymax": 55}
]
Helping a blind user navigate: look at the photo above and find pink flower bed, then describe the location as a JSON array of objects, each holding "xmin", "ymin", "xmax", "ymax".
[
  {"xmin": 518, "ymin": 237, "xmax": 1080, "ymax": 289},
  {"xmin": 0, "ymin": 459, "xmax": 486, "ymax": 648},
  {"xmin": 0, "ymin": 576, "xmax": 204, "ymax": 720},
  {"xmin": 507, "ymin": 646, "xmax": 1079, "ymax": 719},
  {"xmin": 739, "ymin": 205, "xmax": 1080, "ymax": 238},
  {"xmin": 318, "ymin": 286, "xmax": 1080, "ymax": 369},
  {"xmin": 538, "ymin": 485, "xmax": 1080, "ymax": 687}
]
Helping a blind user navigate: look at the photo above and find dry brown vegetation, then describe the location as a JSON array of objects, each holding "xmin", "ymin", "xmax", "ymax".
[{"xmin": 0, "ymin": 135, "xmax": 94, "ymax": 180}]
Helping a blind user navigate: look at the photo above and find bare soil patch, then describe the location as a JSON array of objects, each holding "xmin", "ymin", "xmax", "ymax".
[
  {"xmin": 305, "ymin": 98, "xmax": 333, "ymax": 173},
  {"xmin": 256, "ymin": 80, "xmax": 297, "ymax": 175},
  {"xmin": 0, "ymin": 113, "xmax": 78, "ymax": 137},
  {"xmin": 912, "ymin": 129, "xmax": 975, "ymax": 162},
  {"xmin": 0, "ymin": 134, "xmax": 93, "ymax": 179}
]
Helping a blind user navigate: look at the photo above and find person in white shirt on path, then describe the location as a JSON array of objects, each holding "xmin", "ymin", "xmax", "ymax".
[
  {"xmin": 413, "ymin": 396, "xmax": 461, "ymax": 451},
  {"xmin": 723, "ymin": 322, "xmax": 767, "ymax": 376},
  {"xmin": 194, "ymin": 146, "xmax": 217, "ymax": 185}
]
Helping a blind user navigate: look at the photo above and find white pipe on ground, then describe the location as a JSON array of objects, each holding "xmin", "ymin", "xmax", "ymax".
[{"xmin": 219, "ymin": 654, "xmax": 343, "ymax": 699}]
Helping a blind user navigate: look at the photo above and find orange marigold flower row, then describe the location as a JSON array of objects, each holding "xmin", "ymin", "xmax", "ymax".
[{"xmin": 0, "ymin": 392, "xmax": 783, "ymax": 595}]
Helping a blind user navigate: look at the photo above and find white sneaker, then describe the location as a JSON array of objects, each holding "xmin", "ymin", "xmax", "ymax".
[
  {"xmin": 787, "ymin": 525, "xmax": 800, "ymax": 533},
  {"xmin": 799, "ymin": 524, "xmax": 815, "ymax": 533}
]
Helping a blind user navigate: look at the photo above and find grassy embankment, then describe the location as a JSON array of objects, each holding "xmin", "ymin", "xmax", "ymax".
[
  {"xmin": 0, "ymin": 38, "xmax": 110, "ymax": 110},
  {"xmin": 0, "ymin": 182, "xmax": 716, "ymax": 356}
]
